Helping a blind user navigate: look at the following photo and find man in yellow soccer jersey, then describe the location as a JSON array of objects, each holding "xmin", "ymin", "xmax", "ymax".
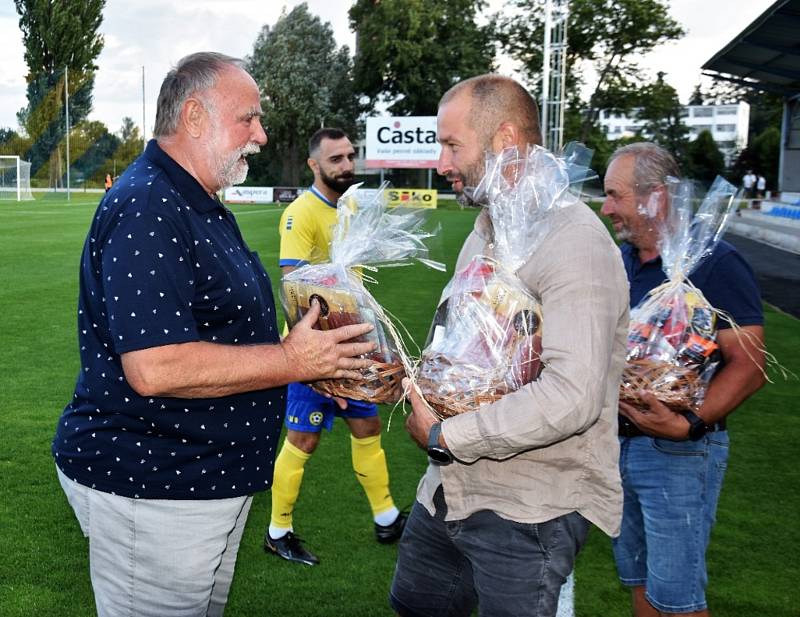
[{"xmin": 264, "ymin": 127, "xmax": 407, "ymax": 566}]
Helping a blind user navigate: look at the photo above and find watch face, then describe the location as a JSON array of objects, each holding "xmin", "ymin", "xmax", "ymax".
[
  {"xmin": 427, "ymin": 422, "xmax": 452, "ymax": 464},
  {"xmin": 428, "ymin": 447, "xmax": 452, "ymax": 465},
  {"xmin": 689, "ymin": 421, "xmax": 707, "ymax": 440}
]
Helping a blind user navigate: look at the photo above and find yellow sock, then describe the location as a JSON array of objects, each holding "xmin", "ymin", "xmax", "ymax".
[
  {"xmin": 351, "ymin": 434, "xmax": 395, "ymax": 517},
  {"xmin": 270, "ymin": 439, "xmax": 311, "ymax": 530}
]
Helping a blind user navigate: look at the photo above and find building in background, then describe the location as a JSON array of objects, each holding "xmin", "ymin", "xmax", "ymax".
[
  {"xmin": 354, "ymin": 140, "xmax": 379, "ymax": 176},
  {"xmin": 597, "ymin": 102, "xmax": 750, "ymax": 165}
]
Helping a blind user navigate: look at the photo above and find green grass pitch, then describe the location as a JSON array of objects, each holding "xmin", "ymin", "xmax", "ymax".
[{"xmin": 0, "ymin": 193, "xmax": 797, "ymax": 616}]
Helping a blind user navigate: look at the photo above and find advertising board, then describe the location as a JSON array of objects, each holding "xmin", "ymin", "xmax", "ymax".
[{"xmin": 365, "ymin": 117, "xmax": 441, "ymax": 169}]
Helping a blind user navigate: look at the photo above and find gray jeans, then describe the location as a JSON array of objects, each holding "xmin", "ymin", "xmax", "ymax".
[
  {"xmin": 57, "ymin": 467, "xmax": 252, "ymax": 617},
  {"xmin": 390, "ymin": 486, "xmax": 589, "ymax": 617}
]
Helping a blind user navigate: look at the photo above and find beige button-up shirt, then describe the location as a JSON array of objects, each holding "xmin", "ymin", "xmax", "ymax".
[{"xmin": 417, "ymin": 202, "xmax": 629, "ymax": 536}]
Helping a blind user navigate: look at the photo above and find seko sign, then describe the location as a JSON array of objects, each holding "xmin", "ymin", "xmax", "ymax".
[
  {"xmin": 365, "ymin": 116, "xmax": 441, "ymax": 169},
  {"xmin": 386, "ymin": 188, "xmax": 438, "ymax": 209}
]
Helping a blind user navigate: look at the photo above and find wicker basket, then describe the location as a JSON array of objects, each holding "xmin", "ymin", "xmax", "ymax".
[
  {"xmin": 415, "ymin": 275, "xmax": 544, "ymax": 421},
  {"xmin": 415, "ymin": 348, "xmax": 532, "ymax": 419},
  {"xmin": 311, "ymin": 361, "xmax": 406, "ymax": 404},
  {"xmin": 282, "ymin": 272, "xmax": 408, "ymax": 404},
  {"xmin": 415, "ymin": 376, "xmax": 505, "ymax": 419},
  {"xmin": 619, "ymin": 359, "xmax": 703, "ymax": 412}
]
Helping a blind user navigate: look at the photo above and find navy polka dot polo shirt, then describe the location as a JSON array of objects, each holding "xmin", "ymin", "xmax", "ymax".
[{"xmin": 53, "ymin": 140, "xmax": 286, "ymax": 499}]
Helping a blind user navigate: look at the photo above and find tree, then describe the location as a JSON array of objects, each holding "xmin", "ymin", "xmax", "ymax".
[
  {"xmin": 349, "ymin": 0, "xmax": 495, "ymax": 115},
  {"xmin": 496, "ymin": 0, "xmax": 684, "ymax": 141},
  {"xmin": 750, "ymin": 127, "xmax": 780, "ymax": 190},
  {"xmin": 559, "ymin": 106, "xmax": 614, "ymax": 176},
  {"xmin": 69, "ymin": 120, "xmax": 119, "ymax": 186},
  {"xmin": 686, "ymin": 130, "xmax": 724, "ymax": 184},
  {"xmin": 688, "ymin": 84, "xmax": 704, "ymax": 106},
  {"xmin": 115, "ymin": 117, "xmax": 143, "ymax": 169},
  {"xmin": 729, "ymin": 145, "xmax": 759, "ymax": 186},
  {"xmin": 729, "ymin": 126, "xmax": 779, "ymax": 190},
  {"xmin": 692, "ymin": 79, "xmax": 742, "ymax": 105},
  {"xmin": 14, "ymin": 0, "xmax": 105, "ymax": 186},
  {"xmin": 0, "ymin": 128, "xmax": 29, "ymax": 157},
  {"xmin": 247, "ymin": 3, "xmax": 358, "ymax": 186},
  {"xmin": 636, "ymin": 72, "xmax": 690, "ymax": 165},
  {"xmin": 0, "ymin": 128, "xmax": 18, "ymax": 144}
]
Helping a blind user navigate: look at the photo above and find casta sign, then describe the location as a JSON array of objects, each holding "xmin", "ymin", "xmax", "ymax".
[
  {"xmin": 365, "ymin": 116, "xmax": 441, "ymax": 169},
  {"xmin": 377, "ymin": 126, "xmax": 437, "ymax": 145}
]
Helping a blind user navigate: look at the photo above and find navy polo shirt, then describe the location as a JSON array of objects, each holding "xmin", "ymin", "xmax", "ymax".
[
  {"xmin": 53, "ymin": 140, "xmax": 286, "ymax": 499},
  {"xmin": 620, "ymin": 240, "xmax": 763, "ymax": 328}
]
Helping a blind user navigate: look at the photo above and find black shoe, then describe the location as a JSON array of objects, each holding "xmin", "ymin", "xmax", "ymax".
[
  {"xmin": 264, "ymin": 531, "xmax": 319, "ymax": 566},
  {"xmin": 375, "ymin": 511, "xmax": 408, "ymax": 544}
]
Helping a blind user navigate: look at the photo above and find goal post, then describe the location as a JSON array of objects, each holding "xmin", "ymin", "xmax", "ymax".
[{"xmin": 0, "ymin": 156, "xmax": 34, "ymax": 201}]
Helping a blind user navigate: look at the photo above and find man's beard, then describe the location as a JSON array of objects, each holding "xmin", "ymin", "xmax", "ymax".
[
  {"xmin": 451, "ymin": 153, "xmax": 487, "ymax": 208},
  {"xmin": 215, "ymin": 142, "xmax": 261, "ymax": 189},
  {"xmin": 614, "ymin": 225, "xmax": 633, "ymax": 242},
  {"xmin": 614, "ymin": 219, "xmax": 652, "ymax": 247},
  {"xmin": 320, "ymin": 168, "xmax": 356, "ymax": 195}
]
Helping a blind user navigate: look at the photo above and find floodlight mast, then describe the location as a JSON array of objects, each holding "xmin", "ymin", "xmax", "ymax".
[
  {"xmin": 142, "ymin": 66, "xmax": 146, "ymax": 152},
  {"xmin": 65, "ymin": 65, "xmax": 70, "ymax": 202},
  {"xmin": 541, "ymin": 0, "xmax": 569, "ymax": 152}
]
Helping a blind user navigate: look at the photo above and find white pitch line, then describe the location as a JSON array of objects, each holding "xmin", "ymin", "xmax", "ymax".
[
  {"xmin": 0, "ymin": 205, "xmax": 285, "ymax": 216},
  {"xmin": 0, "ymin": 209, "xmax": 95, "ymax": 215},
  {"xmin": 556, "ymin": 572, "xmax": 575, "ymax": 617},
  {"xmin": 228, "ymin": 208, "xmax": 283, "ymax": 216}
]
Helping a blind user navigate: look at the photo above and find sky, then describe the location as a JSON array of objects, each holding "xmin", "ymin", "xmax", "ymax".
[{"xmin": 0, "ymin": 0, "xmax": 776, "ymax": 137}]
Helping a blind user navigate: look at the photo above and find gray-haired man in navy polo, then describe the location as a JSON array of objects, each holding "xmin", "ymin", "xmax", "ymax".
[
  {"xmin": 52, "ymin": 52, "xmax": 376, "ymax": 617},
  {"xmin": 602, "ymin": 142, "xmax": 766, "ymax": 617}
]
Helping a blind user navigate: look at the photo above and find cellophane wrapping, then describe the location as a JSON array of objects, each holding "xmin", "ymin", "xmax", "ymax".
[
  {"xmin": 280, "ymin": 183, "xmax": 440, "ymax": 403},
  {"xmin": 621, "ymin": 176, "xmax": 740, "ymax": 412},
  {"xmin": 416, "ymin": 144, "xmax": 596, "ymax": 419}
]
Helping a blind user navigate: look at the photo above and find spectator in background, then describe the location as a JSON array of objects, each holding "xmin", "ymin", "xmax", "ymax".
[
  {"xmin": 754, "ymin": 174, "xmax": 767, "ymax": 208},
  {"xmin": 104, "ymin": 173, "xmax": 112, "ymax": 192},
  {"xmin": 742, "ymin": 170, "xmax": 756, "ymax": 201}
]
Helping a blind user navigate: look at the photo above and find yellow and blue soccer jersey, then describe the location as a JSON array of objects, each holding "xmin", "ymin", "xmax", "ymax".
[
  {"xmin": 278, "ymin": 186, "xmax": 379, "ymax": 419},
  {"xmin": 279, "ymin": 186, "xmax": 338, "ymax": 267}
]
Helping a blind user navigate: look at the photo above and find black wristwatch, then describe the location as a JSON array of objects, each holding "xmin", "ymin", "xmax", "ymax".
[
  {"xmin": 681, "ymin": 410, "xmax": 708, "ymax": 441},
  {"xmin": 427, "ymin": 422, "xmax": 454, "ymax": 465}
]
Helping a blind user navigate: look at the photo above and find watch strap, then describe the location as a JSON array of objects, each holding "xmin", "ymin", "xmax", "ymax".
[
  {"xmin": 428, "ymin": 422, "xmax": 442, "ymax": 449},
  {"xmin": 681, "ymin": 410, "xmax": 708, "ymax": 441},
  {"xmin": 427, "ymin": 422, "xmax": 453, "ymax": 465}
]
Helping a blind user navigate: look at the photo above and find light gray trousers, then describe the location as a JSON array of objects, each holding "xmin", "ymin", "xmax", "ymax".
[{"xmin": 57, "ymin": 467, "xmax": 252, "ymax": 617}]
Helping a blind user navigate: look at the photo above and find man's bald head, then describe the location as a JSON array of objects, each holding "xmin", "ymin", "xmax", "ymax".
[{"xmin": 439, "ymin": 74, "xmax": 542, "ymax": 148}]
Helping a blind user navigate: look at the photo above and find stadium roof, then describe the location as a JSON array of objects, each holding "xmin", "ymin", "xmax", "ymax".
[{"xmin": 702, "ymin": 0, "xmax": 800, "ymax": 97}]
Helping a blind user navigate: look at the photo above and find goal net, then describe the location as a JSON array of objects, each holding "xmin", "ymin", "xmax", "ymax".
[{"xmin": 0, "ymin": 156, "xmax": 34, "ymax": 201}]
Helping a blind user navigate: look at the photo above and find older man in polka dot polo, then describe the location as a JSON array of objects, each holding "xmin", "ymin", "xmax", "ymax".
[{"xmin": 52, "ymin": 52, "xmax": 376, "ymax": 617}]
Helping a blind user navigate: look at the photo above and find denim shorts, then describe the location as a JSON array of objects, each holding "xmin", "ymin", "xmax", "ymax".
[
  {"xmin": 612, "ymin": 432, "xmax": 729, "ymax": 613},
  {"xmin": 389, "ymin": 486, "xmax": 589, "ymax": 617},
  {"xmin": 284, "ymin": 382, "xmax": 378, "ymax": 433}
]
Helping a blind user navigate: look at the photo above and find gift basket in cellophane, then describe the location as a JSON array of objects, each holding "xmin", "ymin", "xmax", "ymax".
[
  {"xmin": 415, "ymin": 144, "xmax": 596, "ymax": 419},
  {"xmin": 620, "ymin": 176, "xmax": 740, "ymax": 412},
  {"xmin": 281, "ymin": 183, "xmax": 443, "ymax": 404}
]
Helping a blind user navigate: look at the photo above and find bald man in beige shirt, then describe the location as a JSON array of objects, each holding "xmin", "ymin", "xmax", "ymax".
[{"xmin": 392, "ymin": 74, "xmax": 629, "ymax": 617}]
